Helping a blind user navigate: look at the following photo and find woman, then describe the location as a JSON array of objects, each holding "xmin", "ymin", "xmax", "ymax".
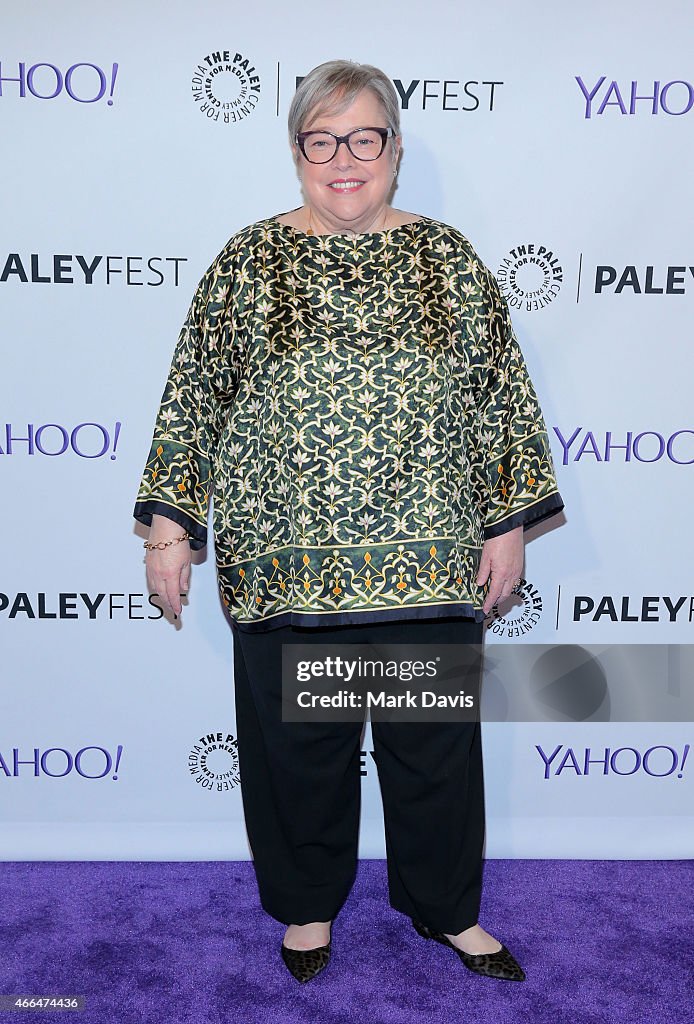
[{"xmin": 134, "ymin": 59, "xmax": 564, "ymax": 984}]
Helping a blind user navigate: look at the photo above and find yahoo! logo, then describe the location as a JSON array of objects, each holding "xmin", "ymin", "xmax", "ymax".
[
  {"xmin": 554, "ymin": 428, "xmax": 694, "ymax": 465},
  {"xmin": 576, "ymin": 76, "xmax": 694, "ymax": 119},
  {"xmin": 0, "ymin": 62, "xmax": 118, "ymax": 104},
  {"xmin": 0, "ymin": 422, "xmax": 122, "ymax": 459},
  {"xmin": 536, "ymin": 743, "xmax": 690, "ymax": 779},
  {"xmin": 0, "ymin": 745, "xmax": 124, "ymax": 779}
]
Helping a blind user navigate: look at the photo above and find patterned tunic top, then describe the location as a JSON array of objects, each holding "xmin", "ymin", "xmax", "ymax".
[{"xmin": 133, "ymin": 214, "xmax": 564, "ymax": 631}]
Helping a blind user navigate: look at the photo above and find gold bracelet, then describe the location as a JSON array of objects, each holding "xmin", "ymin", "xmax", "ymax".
[{"xmin": 143, "ymin": 531, "xmax": 190, "ymax": 551}]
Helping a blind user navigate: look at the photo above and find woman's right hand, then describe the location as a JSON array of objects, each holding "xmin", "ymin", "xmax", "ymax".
[{"xmin": 145, "ymin": 514, "xmax": 192, "ymax": 618}]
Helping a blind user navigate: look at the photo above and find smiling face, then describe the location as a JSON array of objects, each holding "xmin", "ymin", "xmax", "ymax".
[{"xmin": 293, "ymin": 88, "xmax": 401, "ymax": 234}]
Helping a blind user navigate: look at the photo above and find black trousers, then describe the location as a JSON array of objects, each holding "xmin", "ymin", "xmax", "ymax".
[{"xmin": 231, "ymin": 614, "xmax": 485, "ymax": 934}]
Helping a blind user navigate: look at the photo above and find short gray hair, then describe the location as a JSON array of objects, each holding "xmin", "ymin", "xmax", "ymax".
[{"xmin": 288, "ymin": 60, "xmax": 401, "ymax": 152}]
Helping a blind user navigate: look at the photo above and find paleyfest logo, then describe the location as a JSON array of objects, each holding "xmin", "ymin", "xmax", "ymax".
[
  {"xmin": 0, "ymin": 251, "xmax": 187, "ymax": 287},
  {"xmin": 594, "ymin": 264, "xmax": 694, "ymax": 296},
  {"xmin": 496, "ymin": 243, "xmax": 563, "ymax": 312},
  {"xmin": 192, "ymin": 50, "xmax": 260, "ymax": 124},
  {"xmin": 293, "ymin": 73, "xmax": 504, "ymax": 113},
  {"xmin": 0, "ymin": 61, "xmax": 118, "ymax": 104}
]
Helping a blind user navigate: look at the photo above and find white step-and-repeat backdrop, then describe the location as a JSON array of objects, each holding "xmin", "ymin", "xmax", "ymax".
[{"xmin": 2, "ymin": 0, "xmax": 691, "ymax": 859}]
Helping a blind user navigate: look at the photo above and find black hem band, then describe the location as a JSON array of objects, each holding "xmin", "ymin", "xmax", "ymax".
[
  {"xmin": 229, "ymin": 600, "xmax": 486, "ymax": 634},
  {"xmin": 484, "ymin": 491, "xmax": 565, "ymax": 540}
]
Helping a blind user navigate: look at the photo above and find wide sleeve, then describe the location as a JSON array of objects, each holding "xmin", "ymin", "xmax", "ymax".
[
  {"xmin": 474, "ymin": 265, "xmax": 565, "ymax": 539},
  {"xmin": 133, "ymin": 252, "xmax": 242, "ymax": 550}
]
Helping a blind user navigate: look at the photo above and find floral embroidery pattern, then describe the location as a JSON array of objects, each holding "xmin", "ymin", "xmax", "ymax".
[{"xmin": 134, "ymin": 216, "xmax": 563, "ymax": 629}]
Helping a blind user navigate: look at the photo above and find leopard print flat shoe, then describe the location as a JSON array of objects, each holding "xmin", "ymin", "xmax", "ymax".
[
  {"xmin": 412, "ymin": 919, "xmax": 526, "ymax": 981},
  {"xmin": 280, "ymin": 939, "xmax": 331, "ymax": 983}
]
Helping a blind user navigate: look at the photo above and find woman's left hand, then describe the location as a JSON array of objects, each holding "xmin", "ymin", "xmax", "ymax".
[{"xmin": 476, "ymin": 525, "xmax": 525, "ymax": 615}]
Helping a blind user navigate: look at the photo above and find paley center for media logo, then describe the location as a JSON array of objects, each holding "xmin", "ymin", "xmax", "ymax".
[
  {"xmin": 189, "ymin": 732, "xmax": 240, "ymax": 791},
  {"xmin": 496, "ymin": 246, "xmax": 694, "ymax": 306},
  {"xmin": 496, "ymin": 244, "xmax": 563, "ymax": 312},
  {"xmin": 576, "ymin": 76, "xmax": 694, "ymax": 119},
  {"xmin": 485, "ymin": 577, "xmax": 545, "ymax": 638},
  {"xmin": 192, "ymin": 50, "xmax": 260, "ymax": 124}
]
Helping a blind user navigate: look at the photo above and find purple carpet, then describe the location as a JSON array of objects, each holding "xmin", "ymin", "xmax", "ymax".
[{"xmin": 0, "ymin": 859, "xmax": 691, "ymax": 1023}]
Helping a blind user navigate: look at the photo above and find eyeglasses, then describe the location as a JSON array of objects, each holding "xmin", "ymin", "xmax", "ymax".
[{"xmin": 295, "ymin": 126, "xmax": 394, "ymax": 164}]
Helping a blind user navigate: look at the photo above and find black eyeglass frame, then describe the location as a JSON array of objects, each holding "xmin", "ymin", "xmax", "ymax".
[{"xmin": 294, "ymin": 126, "xmax": 395, "ymax": 163}]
